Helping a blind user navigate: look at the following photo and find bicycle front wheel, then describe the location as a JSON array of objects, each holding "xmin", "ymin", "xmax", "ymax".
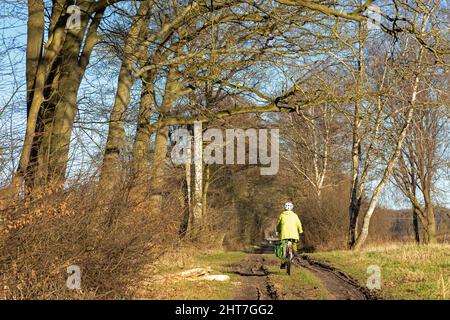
[{"xmin": 286, "ymin": 258, "xmax": 291, "ymax": 275}]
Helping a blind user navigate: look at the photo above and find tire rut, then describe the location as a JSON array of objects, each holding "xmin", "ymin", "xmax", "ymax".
[
  {"xmin": 231, "ymin": 254, "xmax": 279, "ymax": 300},
  {"xmin": 295, "ymin": 254, "xmax": 379, "ymax": 300}
]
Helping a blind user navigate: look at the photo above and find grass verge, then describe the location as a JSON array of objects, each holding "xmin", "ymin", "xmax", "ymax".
[{"xmin": 311, "ymin": 243, "xmax": 450, "ymax": 300}]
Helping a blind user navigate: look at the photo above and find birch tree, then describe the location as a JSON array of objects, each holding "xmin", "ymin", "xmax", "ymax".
[{"xmin": 352, "ymin": 1, "xmax": 444, "ymax": 249}]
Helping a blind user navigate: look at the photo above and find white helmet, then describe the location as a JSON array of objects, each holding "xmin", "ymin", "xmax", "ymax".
[{"xmin": 284, "ymin": 202, "xmax": 294, "ymax": 211}]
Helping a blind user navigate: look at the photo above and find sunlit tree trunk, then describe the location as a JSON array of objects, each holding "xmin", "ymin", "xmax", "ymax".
[
  {"xmin": 131, "ymin": 75, "xmax": 155, "ymax": 183},
  {"xmin": 148, "ymin": 67, "xmax": 180, "ymax": 214},
  {"xmin": 99, "ymin": 0, "xmax": 151, "ymax": 192},
  {"xmin": 423, "ymin": 190, "xmax": 437, "ymax": 244},
  {"xmin": 191, "ymin": 121, "xmax": 203, "ymax": 235},
  {"xmin": 25, "ymin": 0, "xmax": 44, "ymax": 115}
]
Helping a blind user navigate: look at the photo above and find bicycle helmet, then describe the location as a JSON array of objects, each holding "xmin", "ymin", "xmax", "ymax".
[{"xmin": 284, "ymin": 202, "xmax": 294, "ymax": 211}]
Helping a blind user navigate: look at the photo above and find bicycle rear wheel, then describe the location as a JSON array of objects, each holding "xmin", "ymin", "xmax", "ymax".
[
  {"xmin": 286, "ymin": 242, "xmax": 292, "ymax": 275},
  {"xmin": 286, "ymin": 257, "xmax": 291, "ymax": 275}
]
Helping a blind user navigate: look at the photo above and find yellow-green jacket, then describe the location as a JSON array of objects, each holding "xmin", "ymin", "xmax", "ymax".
[{"xmin": 276, "ymin": 210, "xmax": 303, "ymax": 240}]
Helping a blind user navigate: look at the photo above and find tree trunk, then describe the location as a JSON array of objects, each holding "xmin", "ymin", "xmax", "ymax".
[
  {"xmin": 46, "ymin": 80, "xmax": 80, "ymax": 184},
  {"xmin": 99, "ymin": 0, "xmax": 151, "ymax": 192},
  {"xmin": 348, "ymin": 198, "xmax": 361, "ymax": 248},
  {"xmin": 11, "ymin": 2, "xmax": 67, "ymax": 193},
  {"xmin": 26, "ymin": 59, "xmax": 61, "ymax": 189},
  {"xmin": 13, "ymin": 2, "xmax": 104, "ymax": 192},
  {"xmin": 46, "ymin": 8, "xmax": 105, "ymax": 185},
  {"xmin": 26, "ymin": 0, "xmax": 45, "ymax": 115},
  {"xmin": 202, "ymin": 164, "xmax": 210, "ymax": 225},
  {"xmin": 423, "ymin": 196, "xmax": 437, "ymax": 244},
  {"xmin": 192, "ymin": 121, "xmax": 203, "ymax": 236},
  {"xmin": 412, "ymin": 207, "xmax": 420, "ymax": 243},
  {"xmin": 148, "ymin": 126, "xmax": 170, "ymax": 212},
  {"xmin": 89, "ymin": 1, "xmax": 151, "ymax": 236},
  {"xmin": 131, "ymin": 70, "xmax": 156, "ymax": 183},
  {"xmin": 148, "ymin": 67, "xmax": 180, "ymax": 213},
  {"xmin": 347, "ymin": 16, "xmax": 365, "ymax": 248},
  {"xmin": 179, "ymin": 151, "xmax": 192, "ymax": 238}
]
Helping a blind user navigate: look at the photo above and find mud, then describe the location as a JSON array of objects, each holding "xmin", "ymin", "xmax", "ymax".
[
  {"xmin": 229, "ymin": 254, "xmax": 279, "ymax": 300},
  {"xmin": 296, "ymin": 254, "xmax": 379, "ymax": 300},
  {"xmin": 246, "ymin": 243, "xmax": 379, "ymax": 300}
]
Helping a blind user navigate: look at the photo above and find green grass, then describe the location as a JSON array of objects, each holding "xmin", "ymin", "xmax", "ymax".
[
  {"xmin": 311, "ymin": 243, "xmax": 450, "ymax": 300},
  {"xmin": 264, "ymin": 255, "xmax": 330, "ymax": 300}
]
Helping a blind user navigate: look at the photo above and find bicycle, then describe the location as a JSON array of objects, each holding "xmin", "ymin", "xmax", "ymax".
[{"xmin": 274, "ymin": 233, "xmax": 296, "ymax": 275}]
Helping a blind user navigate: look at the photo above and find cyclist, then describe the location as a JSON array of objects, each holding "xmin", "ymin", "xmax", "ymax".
[{"xmin": 276, "ymin": 201, "xmax": 303, "ymax": 269}]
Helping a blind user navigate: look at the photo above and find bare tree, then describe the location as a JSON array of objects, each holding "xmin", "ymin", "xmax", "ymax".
[
  {"xmin": 281, "ymin": 105, "xmax": 336, "ymax": 201},
  {"xmin": 393, "ymin": 105, "xmax": 448, "ymax": 244}
]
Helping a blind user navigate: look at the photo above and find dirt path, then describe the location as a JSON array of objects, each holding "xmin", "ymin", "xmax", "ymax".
[
  {"xmin": 295, "ymin": 255, "xmax": 377, "ymax": 300},
  {"xmin": 134, "ymin": 250, "xmax": 377, "ymax": 300},
  {"xmin": 231, "ymin": 250, "xmax": 377, "ymax": 300},
  {"xmin": 230, "ymin": 254, "xmax": 279, "ymax": 300}
]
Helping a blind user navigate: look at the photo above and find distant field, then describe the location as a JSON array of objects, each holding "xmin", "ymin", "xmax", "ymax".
[{"xmin": 311, "ymin": 243, "xmax": 450, "ymax": 300}]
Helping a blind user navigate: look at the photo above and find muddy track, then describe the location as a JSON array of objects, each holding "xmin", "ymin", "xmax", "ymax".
[
  {"xmin": 296, "ymin": 254, "xmax": 379, "ymax": 300},
  {"xmin": 231, "ymin": 254, "xmax": 279, "ymax": 300},
  {"xmin": 233, "ymin": 249, "xmax": 379, "ymax": 300}
]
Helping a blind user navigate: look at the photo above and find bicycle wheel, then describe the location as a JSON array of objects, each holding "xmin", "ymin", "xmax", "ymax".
[
  {"xmin": 286, "ymin": 242, "xmax": 292, "ymax": 275},
  {"xmin": 286, "ymin": 257, "xmax": 291, "ymax": 275}
]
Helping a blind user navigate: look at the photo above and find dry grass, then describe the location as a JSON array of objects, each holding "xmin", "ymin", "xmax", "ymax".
[{"xmin": 133, "ymin": 250, "xmax": 245, "ymax": 299}]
